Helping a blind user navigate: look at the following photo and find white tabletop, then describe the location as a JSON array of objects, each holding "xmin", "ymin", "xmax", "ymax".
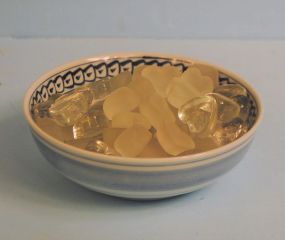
[{"xmin": 0, "ymin": 38, "xmax": 283, "ymax": 240}]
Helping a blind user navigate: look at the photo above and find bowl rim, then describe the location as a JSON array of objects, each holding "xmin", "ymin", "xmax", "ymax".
[{"xmin": 23, "ymin": 52, "xmax": 264, "ymax": 167}]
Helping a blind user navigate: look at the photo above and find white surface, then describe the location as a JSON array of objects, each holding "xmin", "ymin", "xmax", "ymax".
[
  {"xmin": 0, "ymin": 38, "xmax": 283, "ymax": 240},
  {"xmin": 1, "ymin": 0, "xmax": 285, "ymax": 38}
]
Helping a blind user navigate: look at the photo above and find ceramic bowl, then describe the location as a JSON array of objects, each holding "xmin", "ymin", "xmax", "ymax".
[{"xmin": 23, "ymin": 53, "xmax": 263, "ymax": 200}]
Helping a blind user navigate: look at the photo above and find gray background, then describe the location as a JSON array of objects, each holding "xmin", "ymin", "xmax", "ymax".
[{"xmin": 1, "ymin": 0, "xmax": 285, "ymax": 39}]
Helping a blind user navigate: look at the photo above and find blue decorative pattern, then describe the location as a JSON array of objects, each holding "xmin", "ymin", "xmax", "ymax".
[{"xmin": 29, "ymin": 56, "xmax": 258, "ymax": 127}]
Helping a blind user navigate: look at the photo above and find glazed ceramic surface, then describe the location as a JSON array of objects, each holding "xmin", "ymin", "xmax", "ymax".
[{"xmin": 23, "ymin": 53, "xmax": 263, "ymax": 199}]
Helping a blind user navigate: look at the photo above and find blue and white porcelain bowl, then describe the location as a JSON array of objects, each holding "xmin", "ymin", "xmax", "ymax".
[{"xmin": 23, "ymin": 53, "xmax": 263, "ymax": 200}]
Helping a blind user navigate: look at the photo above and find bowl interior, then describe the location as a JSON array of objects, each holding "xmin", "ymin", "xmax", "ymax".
[{"xmin": 28, "ymin": 55, "xmax": 258, "ymax": 130}]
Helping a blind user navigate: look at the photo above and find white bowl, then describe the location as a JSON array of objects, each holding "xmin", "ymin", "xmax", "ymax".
[{"xmin": 23, "ymin": 53, "xmax": 263, "ymax": 200}]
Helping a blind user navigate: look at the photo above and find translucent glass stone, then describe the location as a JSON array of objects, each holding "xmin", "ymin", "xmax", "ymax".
[
  {"xmin": 212, "ymin": 118, "xmax": 248, "ymax": 146},
  {"xmin": 35, "ymin": 117, "xmax": 74, "ymax": 141},
  {"xmin": 214, "ymin": 84, "xmax": 247, "ymax": 98},
  {"xmin": 85, "ymin": 140, "xmax": 116, "ymax": 155},
  {"xmin": 194, "ymin": 63, "xmax": 219, "ymax": 87},
  {"xmin": 209, "ymin": 93, "xmax": 240, "ymax": 123},
  {"xmin": 233, "ymin": 95, "xmax": 250, "ymax": 121},
  {"xmin": 32, "ymin": 94, "xmax": 60, "ymax": 118},
  {"xmin": 156, "ymin": 121, "xmax": 195, "ymax": 156},
  {"xmin": 49, "ymin": 91, "xmax": 93, "ymax": 126},
  {"xmin": 109, "ymin": 71, "xmax": 132, "ymax": 90},
  {"xmin": 178, "ymin": 95, "xmax": 218, "ymax": 136},
  {"xmin": 128, "ymin": 66, "xmax": 156, "ymax": 102},
  {"xmin": 88, "ymin": 78, "xmax": 113, "ymax": 100},
  {"xmin": 139, "ymin": 139, "xmax": 169, "ymax": 158},
  {"xmin": 114, "ymin": 125, "xmax": 152, "ymax": 157},
  {"xmin": 139, "ymin": 93, "xmax": 175, "ymax": 129},
  {"xmin": 142, "ymin": 65, "xmax": 181, "ymax": 97},
  {"xmin": 72, "ymin": 109, "xmax": 109, "ymax": 139},
  {"xmin": 167, "ymin": 67, "xmax": 214, "ymax": 108},
  {"xmin": 112, "ymin": 112, "xmax": 151, "ymax": 129},
  {"xmin": 103, "ymin": 87, "xmax": 140, "ymax": 120},
  {"xmin": 89, "ymin": 98, "xmax": 104, "ymax": 112},
  {"xmin": 214, "ymin": 84, "xmax": 250, "ymax": 121}
]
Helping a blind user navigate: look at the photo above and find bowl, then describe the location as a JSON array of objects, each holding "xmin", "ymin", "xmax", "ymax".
[{"xmin": 23, "ymin": 53, "xmax": 263, "ymax": 200}]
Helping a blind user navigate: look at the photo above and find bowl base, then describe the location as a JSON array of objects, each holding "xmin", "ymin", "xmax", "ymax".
[{"xmin": 70, "ymin": 178, "xmax": 216, "ymax": 200}]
